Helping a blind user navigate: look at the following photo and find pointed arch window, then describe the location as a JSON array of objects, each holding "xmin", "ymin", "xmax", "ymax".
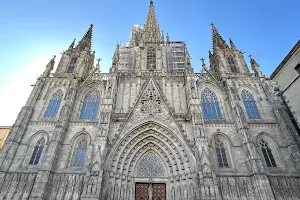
[
  {"xmin": 73, "ymin": 138, "xmax": 87, "ymax": 167},
  {"xmin": 201, "ymin": 88, "xmax": 222, "ymax": 120},
  {"xmin": 241, "ymin": 90, "xmax": 261, "ymax": 119},
  {"xmin": 260, "ymin": 139, "xmax": 277, "ymax": 167},
  {"xmin": 67, "ymin": 57, "xmax": 77, "ymax": 73},
  {"xmin": 80, "ymin": 90, "xmax": 100, "ymax": 120},
  {"xmin": 29, "ymin": 138, "xmax": 45, "ymax": 165},
  {"xmin": 44, "ymin": 89, "xmax": 63, "ymax": 118},
  {"xmin": 147, "ymin": 46, "xmax": 156, "ymax": 70},
  {"xmin": 215, "ymin": 139, "xmax": 229, "ymax": 168},
  {"xmin": 227, "ymin": 57, "xmax": 238, "ymax": 73}
]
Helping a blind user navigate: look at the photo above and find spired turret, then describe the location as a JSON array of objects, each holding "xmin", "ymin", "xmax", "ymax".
[
  {"xmin": 209, "ymin": 23, "xmax": 250, "ymax": 77},
  {"xmin": 54, "ymin": 24, "xmax": 95, "ymax": 79}
]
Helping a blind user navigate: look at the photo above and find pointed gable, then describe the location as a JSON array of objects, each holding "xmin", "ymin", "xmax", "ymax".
[{"xmin": 119, "ymin": 76, "xmax": 182, "ymax": 136}]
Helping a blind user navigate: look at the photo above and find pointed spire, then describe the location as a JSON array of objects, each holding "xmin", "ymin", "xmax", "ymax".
[
  {"xmin": 68, "ymin": 38, "xmax": 76, "ymax": 51},
  {"xmin": 249, "ymin": 55, "xmax": 263, "ymax": 77},
  {"xmin": 143, "ymin": 0, "xmax": 160, "ymax": 43},
  {"xmin": 229, "ymin": 38, "xmax": 237, "ymax": 50},
  {"xmin": 76, "ymin": 24, "xmax": 93, "ymax": 51},
  {"xmin": 42, "ymin": 55, "xmax": 56, "ymax": 76},
  {"xmin": 211, "ymin": 23, "xmax": 228, "ymax": 52}
]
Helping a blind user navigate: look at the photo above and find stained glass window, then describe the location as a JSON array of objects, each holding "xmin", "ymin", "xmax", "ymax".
[
  {"xmin": 260, "ymin": 139, "xmax": 277, "ymax": 167},
  {"xmin": 241, "ymin": 90, "xmax": 261, "ymax": 119},
  {"xmin": 201, "ymin": 88, "xmax": 222, "ymax": 120},
  {"xmin": 44, "ymin": 89, "xmax": 63, "ymax": 118},
  {"xmin": 67, "ymin": 57, "xmax": 77, "ymax": 73},
  {"xmin": 73, "ymin": 139, "xmax": 87, "ymax": 167},
  {"xmin": 80, "ymin": 90, "xmax": 100, "ymax": 120},
  {"xmin": 29, "ymin": 138, "xmax": 45, "ymax": 165},
  {"xmin": 215, "ymin": 139, "xmax": 229, "ymax": 168}
]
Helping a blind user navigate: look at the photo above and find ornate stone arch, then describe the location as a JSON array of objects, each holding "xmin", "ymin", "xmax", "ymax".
[
  {"xmin": 105, "ymin": 121, "xmax": 197, "ymax": 179},
  {"xmin": 67, "ymin": 131, "xmax": 91, "ymax": 167},
  {"xmin": 23, "ymin": 131, "xmax": 49, "ymax": 166},
  {"xmin": 198, "ymin": 84, "xmax": 228, "ymax": 121},
  {"xmin": 237, "ymin": 86, "xmax": 263, "ymax": 120},
  {"xmin": 39, "ymin": 86, "xmax": 66, "ymax": 120},
  {"xmin": 256, "ymin": 133, "xmax": 284, "ymax": 169},
  {"xmin": 211, "ymin": 133, "xmax": 235, "ymax": 169},
  {"xmin": 73, "ymin": 83, "xmax": 104, "ymax": 120}
]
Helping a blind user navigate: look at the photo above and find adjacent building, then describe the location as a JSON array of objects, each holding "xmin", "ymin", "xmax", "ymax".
[
  {"xmin": 0, "ymin": 126, "xmax": 10, "ymax": 149},
  {"xmin": 271, "ymin": 40, "xmax": 300, "ymax": 131},
  {"xmin": 0, "ymin": 1, "xmax": 300, "ymax": 199}
]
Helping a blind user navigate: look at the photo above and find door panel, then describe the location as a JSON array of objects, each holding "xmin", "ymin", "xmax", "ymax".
[
  {"xmin": 135, "ymin": 183, "xmax": 166, "ymax": 200},
  {"xmin": 135, "ymin": 183, "xmax": 148, "ymax": 200},
  {"xmin": 152, "ymin": 183, "xmax": 166, "ymax": 200}
]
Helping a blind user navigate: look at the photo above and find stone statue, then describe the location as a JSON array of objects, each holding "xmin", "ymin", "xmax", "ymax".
[{"xmin": 43, "ymin": 55, "xmax": 55, "ymax": 77}]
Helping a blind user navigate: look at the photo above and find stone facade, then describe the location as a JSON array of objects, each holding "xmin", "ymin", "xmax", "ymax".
[
  {"xmin": 270, "ymin": 40, "xmax": 300, "ymax": 130},
  {"xmin": 0, "ymin": 1, "xmax": 300, "ymax": 200}
]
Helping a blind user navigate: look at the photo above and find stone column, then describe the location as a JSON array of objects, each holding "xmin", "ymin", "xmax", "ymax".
[{"xmin": 29, "ymin": 78, "xmax": 79, "ymax": 199}]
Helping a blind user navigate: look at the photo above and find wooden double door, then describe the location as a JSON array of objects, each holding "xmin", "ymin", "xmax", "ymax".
[{"xmin": 135, "ymin": 183, "xmax": 166, "ymax": 200}]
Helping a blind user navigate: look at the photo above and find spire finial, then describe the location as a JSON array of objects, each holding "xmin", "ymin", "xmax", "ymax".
[
  {"xmin": 229, "ymin": 37, "xmax": 237, "ymax": 50},
  {"xmin": 42, "ymin": 55, "xmax": 56, "ymax": 77},
  {"xmin": 200, "ymin": 58, "xmax": 206, "ymax": 68},
  {"xmin": 211, "ymin": 23, "xmax": 228, "ymax": 52},
  {"xmin": 68, "ymin": 38, "xmax": 76, "ymax": 50},
  {"xmin": 150, "ymin": 0, "xmax": 153, "ymax": 5},
  {"xmin": 96, "ymin": 58, "xmax": 102, "ymax": 68}
]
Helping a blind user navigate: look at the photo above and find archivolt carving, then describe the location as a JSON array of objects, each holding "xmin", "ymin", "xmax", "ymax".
[{"xmin": 106, "ymin": 122, "xmax": 195, "ymax": 178}]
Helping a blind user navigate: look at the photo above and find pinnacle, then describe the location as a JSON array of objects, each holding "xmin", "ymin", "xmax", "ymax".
[
  {"xmin": 76, "ymin": 24, "xmax": 93, "ymax": 51},
  {"xmin": 229, "ymin": 38, "xmax": 237, "ymax": 50},
  {"xmin": 211, "ymin": 23, "xmax": 228, "ymax": 52}
]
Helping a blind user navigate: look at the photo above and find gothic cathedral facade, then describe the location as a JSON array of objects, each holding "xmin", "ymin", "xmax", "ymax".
[{"xmin": 0, "ymin": 1, "xmax": 300, "ymax": 200}]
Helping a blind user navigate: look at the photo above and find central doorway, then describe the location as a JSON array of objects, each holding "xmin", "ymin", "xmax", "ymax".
[{"xmin": 135, "ymin": 183, "xmax": 166, "ymax": 200}]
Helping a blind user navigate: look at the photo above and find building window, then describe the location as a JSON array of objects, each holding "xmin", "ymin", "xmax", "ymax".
[
  {"xmin": 73, "ymin": 138, "xmax": 87, "ymax": 167},
  {"xmin": 80, "ymin": 90, "xmax": 100, "ymax": 120},
  {"xmin": 67, "ymin": 57, "xmax": 77, "ymax": 73},
  {"xmin": 227, "ymin": 57, "xmax": 238, "ymax": 73},
  {"xmin": 260, "ymin": 139, "xmax": 277, "ymax": 167},
  {"xmin": 215, "ymin": 139, "xmax": 229, "ymax": 168},
  {"xmin": 241, "ymin": 90, "xmax": 261, "ymax": 119},
  {"xmin": 201, "ymin": 88, "xmax": 222, "ymax": 120},
  {"xmin": 295, "ymin": 63, "xmax": 300, "ymax": 74},
  {"xmin": 44, "ymin": 89, "xmax": 63, "ymax": 118},
  {"xmin": 147, "ymin": 47, "xmax": 156, "ymax": 70},
  {"xmin": 29, "ymin": 138, "xmax": 45, "ymax": 165}
]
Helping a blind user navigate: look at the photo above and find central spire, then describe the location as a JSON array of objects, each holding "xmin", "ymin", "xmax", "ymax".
[{"xmin": 143, "ymin": 0, "xmax": 161, "ymax": 44}]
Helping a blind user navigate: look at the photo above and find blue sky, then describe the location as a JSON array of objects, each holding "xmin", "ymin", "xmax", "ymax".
[{"xmin": 0, "ymin": 0, "xmax": 299, "ymax": 125}]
